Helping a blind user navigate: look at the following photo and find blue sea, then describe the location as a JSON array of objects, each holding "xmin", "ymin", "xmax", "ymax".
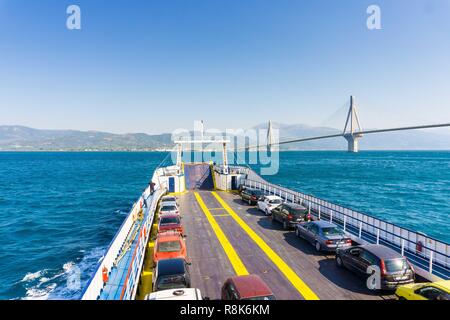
[{"xmin": 0, "ymin": 151, "xmax": 449, "ymax": 300}]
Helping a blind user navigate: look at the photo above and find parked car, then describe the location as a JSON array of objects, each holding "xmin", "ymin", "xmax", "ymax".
[
  {"xmin": 335, "ymin": 244, "xmax": 415, "ymax": 290},
  {"xmin": 271, "ymin": 203, "xmax": 310, "ymax": 229},
  {"xmin": 240, "ymin": 188, "xmax": 264, "ymax": 205},
  {"xmin": 161, "ymin": 195, "xmax": 178, "ymax": 206},
  {"xmin": 153, "ymin": 258, "xmax": 191, "ymax": 292},
  {"xmin": 158, "ymin": 213, "xmax": 184, "ymax": 235},
  {"xmin": 395, "ymin": 280, "xmax": 450, "ymax": 300},
  {"xmin": 153, "ymin": 231, "xmax": 187, "ymax": 263},
  {"xmin": 159, "ymin": 203, "xmax": 179, "ymax": 216},
  {"xmin": 295, "ymin": 221, "xmax": 352, "ymax": 252},
  {"xmin": 257, "ymin": 195, "xmax": 283, "ymax": 216},
  {"xmin": 146, "ymin": 288, "xmax": 203, "ymax": 300},
  {"xmin": 221, "ymin": 275, "xmax": 276, "ymax": 300}
]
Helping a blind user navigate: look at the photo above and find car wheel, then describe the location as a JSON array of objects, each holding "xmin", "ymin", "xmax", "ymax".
[
  {"xmin": 265, "ymin": 209, "xmax": 270, "ymax": 216},
  {"xmin": 295, "ymin": 228, "xmax": 300, "ymax": 237},
  {"xmin": 336, "ymin": 256, "xmax": 343, "ymax": 268},
  {"xmin": 315, "ymin": 241, "xmax": 321, "ymax": 252},
  {"xmin": 248, "ymin": 199, "xmax": 252, "ymax": 205},
  {"xmin": 398, "ymin": 296, "xmax": 406, "ymax": 301},
  {"xmin": 283, "ymin": 220, "xmax": 288, "ymax": 230}
]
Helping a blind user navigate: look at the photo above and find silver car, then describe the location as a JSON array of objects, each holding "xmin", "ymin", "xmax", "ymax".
[{"xmin": 295, "ymin": 221, "xmax": 352, "ymax": 252}]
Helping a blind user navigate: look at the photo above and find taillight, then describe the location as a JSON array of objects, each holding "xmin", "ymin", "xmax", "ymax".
[
  {"xmin": 287, "ymin": 214, "xmax": 293, "ymax": 220},
  {"xmin": 380, "ymin": 259, "xmax": 387, "ymax": 276},
  {"xmin": 345, "ymin": 239, "xmax": 352, "ymax": 244},
  {"xmin": 325, "ymin": 240, "xmax": 333, "ymax": 245},
  {"xmin": 251, "ymin": 196, "xmax": 257, "ymax": 200}
]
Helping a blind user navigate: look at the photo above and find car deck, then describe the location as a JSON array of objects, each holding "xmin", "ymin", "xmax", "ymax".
[{"xmin": 180, "ymin": 190, "xmax": 396, "ymax": 300}]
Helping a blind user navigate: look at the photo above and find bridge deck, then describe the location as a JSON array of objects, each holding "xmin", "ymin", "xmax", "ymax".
[{"xmin": 180, "ymin": 190, "xmax": 395, "ymax": 300}]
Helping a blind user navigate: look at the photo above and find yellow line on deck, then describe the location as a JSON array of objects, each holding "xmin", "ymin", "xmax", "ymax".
[
  {"xmin": 194, "ymin": 192, "xmax": 249, "ymax": 276},
  {"xmin": 211, "ymin": 191, "xmax": 320, "ymax": 300}
]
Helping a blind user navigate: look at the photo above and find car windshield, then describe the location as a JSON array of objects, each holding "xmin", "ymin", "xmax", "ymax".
[
  {"xmin": 269, "ymin": 199, "xmax": 282, "ymax": 204},
  {"xmin": 161, "ymin": 205, "xmax": 176, "ymax": 211},
  {"xmin": 160, "ymin": 217, "xmax": 179, "ymax": 224},
  {"xmin": 321, "ymin": 227, "xmax": 344, "ymax": 236},
  {"xmin": 252, "ymin": 190, "xmax": 263, "ymax": 196},
  {"xmin": 158, "ymin": 240, "xmax": 181, "ymax": 252},
  {"xmin": 243, "ymin": 295, "xmax": 276, "ymax": 301},
  {"xmin": 162, "ymin": 197, "xmax": 176, "ymax": 202},
  {"xmin": 384, "ymin": 258, "xmax": 408, "ymax": 272},
  {"xmin": 156, "ymin": 275, "xmax": 187, "ymax": 290}
]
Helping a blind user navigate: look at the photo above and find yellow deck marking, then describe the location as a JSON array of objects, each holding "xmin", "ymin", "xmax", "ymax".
[
  {"xmin": 211, "ymin": 191, "xmax": 319, "ymax": 300},
  {"xmin": 194, "ymin": 192, "xmax": 249, "ymax": 276}
]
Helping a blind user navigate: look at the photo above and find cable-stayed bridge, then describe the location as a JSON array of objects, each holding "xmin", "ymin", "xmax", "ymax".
[{"xmin": 259, "ymin": 96, "xmax": 450, "ymax": 152}]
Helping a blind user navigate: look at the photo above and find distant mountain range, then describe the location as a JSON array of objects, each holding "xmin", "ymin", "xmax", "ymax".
[
  {"xmin": 0, "ymin": 126, "xmax": 173, "ymax": 151},
  {"xmin": 0, "ymin": 124, "xmax": 449, "ymax": 151}
]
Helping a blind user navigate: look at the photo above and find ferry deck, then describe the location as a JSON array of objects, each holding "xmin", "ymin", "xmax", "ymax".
[{"xmin": 176, "ymin": 190, "xmax": 395, "ymax": 300}]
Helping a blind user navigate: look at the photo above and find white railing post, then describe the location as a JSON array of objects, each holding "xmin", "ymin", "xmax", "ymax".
[
  {"xmin": 343, "ymin": 215, "xmax": 347, "ymax": 232},
  {"xmin": 359, "ymin": 221, "xmax": 363, "ymax": 238},
  {"xmin": 318, "ymin": 206, "xmax": 321, "ymax": 220},
  {"xmin": 376, "ymin": 229, "xmax": 380, "ymax": 245},
  {"xmin": 401, "ymin": 239, "xmax": 405, "ymax": 256},
  {"xmin": 429, "ymin": 251, "xmax": 434, "ymax": 274},
  {"xmin": 330, "ymin": 211, "xmax": 333, "ymax": 223}
]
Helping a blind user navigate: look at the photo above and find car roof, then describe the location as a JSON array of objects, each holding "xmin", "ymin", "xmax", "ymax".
[
  {"xmin": 160, "ymin": 213, "xmax": 180, "ymax": 220},
  {"xmin": 360, "ymin": 244, "xmax": 403, "ymax": 259},
  {"xmin": 161, "ymin": 203, "xmax": 177, "ymax": 208},
  {"xmin": 157, "ymin": 258, "xmax": 186, "ymax": 275},
  {"xmin": 283, "ymin": 202, "xmax": 306, "ymax": 210},
  {"xmin": 229, "ymin": 275, "xmax": 273, "ymax": 298},
  {"xmin": 265, "ymin": 195, "xmax": 282, "ymax": 200},
  {"xmin": 147, "ymin": 288, "xmax": 202, "ymax": 300},
  {"xmin": 432, "ymin": 281, "xmax": 450, "ymax": 292},
  {"xmin": 310, "ymin": 220, "xmax": 337, "ymax": 228},
  {"xmin": 157, "ymin": 231, "xmax": 182, "ymax": 241}
]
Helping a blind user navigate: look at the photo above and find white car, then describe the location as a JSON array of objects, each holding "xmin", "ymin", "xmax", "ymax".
[
  {"xmin": 159, "ymin": 202, "xmax": 180, "ymax": 216},
  {"xmin": 146, "ymin": 288, "xmax": 203, "ymax": 300},
  {"xmin": 257, "ymin": 195, "xmax": 283, "ymax": 216},
  {"xmin": 161, "ymin": 195, "xmax": 178, "ymax": 206}
]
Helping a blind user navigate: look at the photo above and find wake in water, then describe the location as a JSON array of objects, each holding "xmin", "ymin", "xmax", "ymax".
[{"xmin": 19, "ymin": 247, "xmax": 106, "ymax": 300}]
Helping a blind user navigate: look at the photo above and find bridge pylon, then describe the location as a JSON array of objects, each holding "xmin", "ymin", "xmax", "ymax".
[
  {"xmin": 343, "ymin": 96, "xmax": 363, "ymax": 152},
  {"xmin": 267, "ymin": 120, "xmax": 274, "ymax": 152}
]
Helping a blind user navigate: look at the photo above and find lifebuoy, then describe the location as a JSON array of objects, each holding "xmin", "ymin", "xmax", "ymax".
[
  {"xmin": 416, "ymin": 241, "xmax": 423, "ymax": 253},
  {"xmin": 102, "ymin": 266, "xmax": 109, "ymax": 283}
]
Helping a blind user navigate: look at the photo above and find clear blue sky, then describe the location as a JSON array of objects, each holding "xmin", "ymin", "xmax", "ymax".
[{"xmin": 1, "ymin": 0, "xmax": 449, "ymax": 134}]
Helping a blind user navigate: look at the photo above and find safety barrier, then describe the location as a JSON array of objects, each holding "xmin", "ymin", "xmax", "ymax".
[
  {"xmin": 243, "ymin": 173, "xmax": 450, "ymax": 281},
  {"xmin": 81, "ymin": 182, "xmax": 165, "ymax": 300},
  {"xmin": 120, "ymin": 187, "xmax": 164, "ymax": 300}
]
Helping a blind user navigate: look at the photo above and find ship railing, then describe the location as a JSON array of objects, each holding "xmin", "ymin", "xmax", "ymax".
[
  {"xmin": 243, "ymin": 177, "xmax": 450, "ymax": 281},
  {"xmin": 81, "ymin": 182, "xmax": 165, "ymax": 300},
  {"xmin": 120, "ymin": 186, "xmax": 165, "ymax": 300}
]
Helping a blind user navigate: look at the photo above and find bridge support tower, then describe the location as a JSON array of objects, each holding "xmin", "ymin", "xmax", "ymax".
[{"xmin": 343, "ymin": 96, "xmax": 363, "ymax": 153}]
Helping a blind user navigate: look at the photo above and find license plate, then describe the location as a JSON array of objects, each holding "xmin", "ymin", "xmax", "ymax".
[{"xmin": 394, "ymin": 276, "xmax": 408, "ymax": 281}]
